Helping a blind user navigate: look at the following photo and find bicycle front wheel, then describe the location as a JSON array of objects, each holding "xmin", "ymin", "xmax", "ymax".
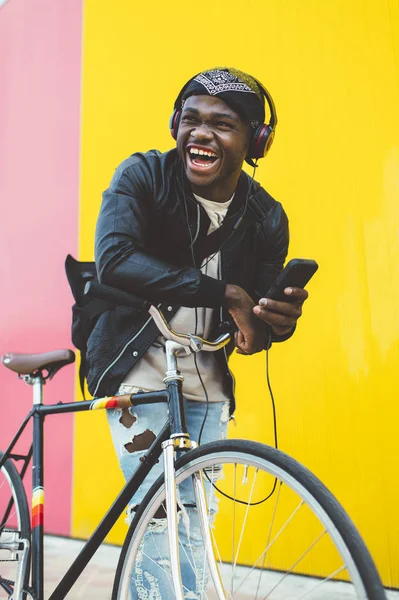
[
  {"xmin": 113, "ymin": 439, "xmax": 386, "ymax": 600},
  {"xmin": 0, "ymin": 452, "xmax": 31, "ymax": 598}
]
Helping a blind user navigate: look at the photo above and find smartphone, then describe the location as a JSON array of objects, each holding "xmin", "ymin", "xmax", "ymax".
[{"xmin": 265, "ymin": 258, "xmax": 318, "ymax": 302}]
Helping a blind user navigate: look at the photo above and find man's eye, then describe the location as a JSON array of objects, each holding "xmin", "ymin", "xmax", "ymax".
[
  {"xmin": 217, "ymin": 121, "xmax": 233, "ymax": 129},
  {"xmin": 181, "ymin": 116, "xmax": 198, "ymax": 124}
]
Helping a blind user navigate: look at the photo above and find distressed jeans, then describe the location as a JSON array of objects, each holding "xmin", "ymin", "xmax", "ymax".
[{"xmin": 107, "ymin": 385, "xmax": 230, "ymax": 599}]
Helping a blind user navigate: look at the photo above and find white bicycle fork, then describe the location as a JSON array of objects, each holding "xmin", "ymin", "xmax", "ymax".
[{"xmin": 162, "ymin": 440, "xmax": 226, "ymax": 600}]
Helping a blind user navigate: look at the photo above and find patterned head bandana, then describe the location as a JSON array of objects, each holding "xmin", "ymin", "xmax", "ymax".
[{"xmin": 179, "ymin": 68, "xmax": 266, "ymax": 129}]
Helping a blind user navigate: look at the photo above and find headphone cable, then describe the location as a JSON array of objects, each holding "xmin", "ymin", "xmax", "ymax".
[
  {"xmin": 180, "ymin": 164, "xmax": 279, "ymax": 505},
  {"xmin": 179, "ymin": 162, "xmax": 257, "ymax": 444},
  {"xmin": 179, "ymin": 173, "xmax": 210, "ymax": 445}
]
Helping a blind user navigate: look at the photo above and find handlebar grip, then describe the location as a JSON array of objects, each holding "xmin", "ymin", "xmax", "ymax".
[{"xmin": 84, "ymin": 281, "xmax": 151, "ymax": 312}]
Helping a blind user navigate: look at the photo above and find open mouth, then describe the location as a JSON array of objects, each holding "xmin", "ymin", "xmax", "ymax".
[{"xmin": 187, "ymin": 146, "xmax": 219, "ymax": 169}]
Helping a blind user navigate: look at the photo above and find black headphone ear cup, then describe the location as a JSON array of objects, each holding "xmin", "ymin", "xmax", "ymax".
[
  {"xmin": 248, "ymin": 124, "xmax": 275, "ymax": 159},
  {"xmin": 169, "ymin": 109, "xmax": 181, "ymax": 140}
]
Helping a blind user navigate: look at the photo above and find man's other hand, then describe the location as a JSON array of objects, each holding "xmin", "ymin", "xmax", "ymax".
[
  {"xmin": 253, "ymin": 287, "xmax": 308, "ymax": 336},
  {"xmin": 224, "ymin": 284, "xmax": 264, "ymax": 355}
]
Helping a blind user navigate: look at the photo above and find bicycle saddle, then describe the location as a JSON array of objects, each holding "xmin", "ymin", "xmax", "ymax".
[{"xmin": 2, "ymin": 349, "xmax": 75, "ymax": 378}]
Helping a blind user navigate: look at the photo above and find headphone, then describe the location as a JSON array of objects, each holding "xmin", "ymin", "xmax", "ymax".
[{"xmin": 169, "ymin": 71, "xmax": 278, "ymax": 163}]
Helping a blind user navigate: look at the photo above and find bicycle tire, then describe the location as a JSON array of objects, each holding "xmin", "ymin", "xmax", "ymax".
[
  {"xmin": 113, "ymin": 439, "xmax": 386, "ymax": 600},
  {"xmin": 0, "ymin": 452, "xmax": 31, "ymax": 599}
]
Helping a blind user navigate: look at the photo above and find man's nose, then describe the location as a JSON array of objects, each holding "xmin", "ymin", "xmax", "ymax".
[{"xmin": 190, "ymin": 122, "xmax": 214, "ymax": 140}]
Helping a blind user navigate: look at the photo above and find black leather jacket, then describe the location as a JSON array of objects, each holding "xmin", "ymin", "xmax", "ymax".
[{"xmin": 87, "ymin": 149, "xmax": 291, "ymax": 411}]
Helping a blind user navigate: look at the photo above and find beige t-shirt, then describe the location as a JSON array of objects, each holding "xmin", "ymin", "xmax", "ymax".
[{"xmin": 122, "ymin": 194, "xmax": 233, "ymax": 402}]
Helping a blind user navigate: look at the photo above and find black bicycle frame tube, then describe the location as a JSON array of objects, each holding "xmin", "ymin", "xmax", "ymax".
[
  {"xmin": 0, "ymin": 410, "xmax": 34, "ymax": 470},
  {"xmin": 1, "ymin": 446, "xmax": 32, "ymax": 528},
  {"xmin": 32, "ymin": 411, "xmax": 44, "ymax": 600},
  {"xmin": 35, "ymin": 390, "xmax": 168, "ymax": 417},
  {"xmin": 48, "ymin": 422, "xmax": 171, "ymax": 600},
  {"xmin": 165, "ymin": 378, "xmax": 188, "ymax": 436},
  {"xmin": 0, "ymin": 391, "xmax": 168, "ymax": 472}
]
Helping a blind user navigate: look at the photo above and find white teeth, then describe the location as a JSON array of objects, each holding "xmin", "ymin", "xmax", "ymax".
[{"xmin": 189, "ymin": 147, "xmax": 217, "ymax": 158}]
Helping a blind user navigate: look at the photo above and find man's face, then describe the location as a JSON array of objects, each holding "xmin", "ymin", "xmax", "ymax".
[{"xmin": 176, "ymin": 95, "xmax": 251, "ymax": 200}]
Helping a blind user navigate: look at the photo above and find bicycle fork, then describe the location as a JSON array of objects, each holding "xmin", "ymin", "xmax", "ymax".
[{"xmin": 162, "ymin": 340, "xmax": 226, "ymax": 600}]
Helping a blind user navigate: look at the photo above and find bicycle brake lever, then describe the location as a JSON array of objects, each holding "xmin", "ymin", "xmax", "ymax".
[{"xmin": 189, "ymin": 335, "xmax": 203, "ymax": 353}]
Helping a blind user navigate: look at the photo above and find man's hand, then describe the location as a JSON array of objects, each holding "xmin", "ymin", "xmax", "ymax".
[
  {"xmin": 253, "ymin": 287, "xmax": 308, "ymax": 336},
  {"xmin": 224, "ymin": 284, "xmax": 265, "ymax": 355}
]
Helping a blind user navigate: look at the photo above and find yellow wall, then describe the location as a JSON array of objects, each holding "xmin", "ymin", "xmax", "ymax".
[{"xmin": 73, "ymin": 0, "xmax": 399, "ymax": 587}]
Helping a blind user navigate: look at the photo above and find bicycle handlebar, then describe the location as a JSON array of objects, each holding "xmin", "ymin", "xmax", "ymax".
[
  {"xmin": 84, "ymin": 281, "xmax": 231, "ymax": 353},
  {"xmin": 84, "ymin": 281, "xmax": 151, "ymax": 311}
]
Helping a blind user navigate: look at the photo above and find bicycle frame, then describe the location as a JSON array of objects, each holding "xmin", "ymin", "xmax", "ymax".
[
  {"xmin": 1, "ymin": 380, "xmax": 178, "ymax": 600},
  {"xmin": 1, "ymin": 294, "xmax": 232, "ymax": 600}
]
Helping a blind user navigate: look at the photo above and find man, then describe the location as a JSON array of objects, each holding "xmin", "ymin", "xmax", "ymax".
[{"xmin": 89, "ymin": 67, "xmax": 308, "ymax": 598}]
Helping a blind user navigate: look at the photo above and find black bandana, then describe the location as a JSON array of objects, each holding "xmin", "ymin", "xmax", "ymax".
[{"xmin": 179, "ymin": 68, "xmax": 265, "ymax": 129}]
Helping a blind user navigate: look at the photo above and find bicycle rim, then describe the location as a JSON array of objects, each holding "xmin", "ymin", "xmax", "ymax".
[
  {"xmin": 114, "ymin": 440, "xmax": 386, "ymax": 600},
  {"xmin": 0, "ymin": 454, "xmax": 31, "ymax": 598}
]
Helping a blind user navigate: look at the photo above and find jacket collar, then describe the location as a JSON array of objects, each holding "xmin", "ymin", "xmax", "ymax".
[{"xmin": 175, "ymin": 158, "xmax": 256, "ymax": 264}]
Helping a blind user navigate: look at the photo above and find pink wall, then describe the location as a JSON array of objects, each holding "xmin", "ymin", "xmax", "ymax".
[{"xmin": 0, "ymin": 0, "xmax": 82, "ymax": 534}]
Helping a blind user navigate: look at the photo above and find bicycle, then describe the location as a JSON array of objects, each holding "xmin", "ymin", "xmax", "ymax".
[{"xmin": 0, "ymin": 281, "xmax": 387, "ymax": 599}]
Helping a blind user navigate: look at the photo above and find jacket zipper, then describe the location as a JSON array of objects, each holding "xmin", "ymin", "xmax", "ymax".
[
  {"xmin": 93, "ymin": 316, "xmax": 153, "ymax": 397},
  {"xmin": 219, "ymin": 253, "xmax": 236, "ymax": 400},
  {"xmin": 191, "ymin": 203, "xmax": 200, "ymax": 247}
]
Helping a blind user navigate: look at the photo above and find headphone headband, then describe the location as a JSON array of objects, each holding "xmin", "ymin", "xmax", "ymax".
[{"xmin": 250, "ymin": 76, "xmax": 278, "ymax": 130}]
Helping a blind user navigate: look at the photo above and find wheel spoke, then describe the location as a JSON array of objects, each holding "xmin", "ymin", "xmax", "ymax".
[
  {"xmin": 295, "ymin": 565, "xmax": 347, "ymax": 599},
  {"xmin": 232, "ymin": 467, "xmax": 258, "ymax": 579},
  {"xmin": 231, "ymin": 497, "xmax": 305, "ymax": 598},
  {"xmin": 202, "ymin": 463, "xmax": 217, "ymax": 599},
  {"xmin": 254, "ymin": 481, "xmax": 283, "ymax": 600},
  {"xmin": 133, "ymin": 549, "xmax": 191, "ymax": 597},
  {"xmin": 147, "ymin": 500, "xmax": 210, "ymax": 600},
  {"xmin": 231, "ymin": 463, "xmax": 237, "ymax": 597},
  {"xmin": 262, "ymin": 530, "xmax": 327, "ymax": 599}
]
